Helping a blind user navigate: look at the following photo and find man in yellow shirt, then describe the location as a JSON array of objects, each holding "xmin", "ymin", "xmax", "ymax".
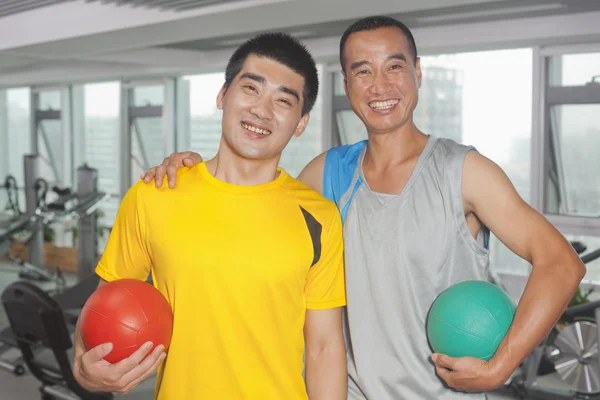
[{"xmin": 72, "ymin": 32, "xmax": 347, "ymax": 400}]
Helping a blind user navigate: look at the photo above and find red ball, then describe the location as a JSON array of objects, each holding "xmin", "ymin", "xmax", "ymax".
[{"xmin": 79, "ymin": 279, "xmax": 174, "ymax": 364}]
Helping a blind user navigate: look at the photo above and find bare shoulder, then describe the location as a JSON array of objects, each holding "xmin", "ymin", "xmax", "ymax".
[
  {"xmin": 462, "ymin": 149, "xmax": 524, "ymax": 214},
  {"xmin": 297, "ymin": 151, "xmax": 328, "ymax": 195}
]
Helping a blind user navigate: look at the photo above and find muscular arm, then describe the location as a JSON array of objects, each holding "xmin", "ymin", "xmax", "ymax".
[
  {"xmin": 464, "ymin": 151, "xmax": 585, "ymax": 384},
  {"xmin": 304, "ymin": 308, "xmax": 347, "ymax": 399}
]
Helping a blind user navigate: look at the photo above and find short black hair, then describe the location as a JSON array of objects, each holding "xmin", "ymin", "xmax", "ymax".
[
  {"xmin": 339, "ymin": 16, "xmax": 418, "ymax": 72},
  {"xmin": 224, "ymin": 32, "xmax": 319, "ymax": 115}
]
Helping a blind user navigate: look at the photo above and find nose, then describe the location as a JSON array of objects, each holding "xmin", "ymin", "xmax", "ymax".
[
  {"xmin": 249, "ymin": 95, "xmax": 273, "ymax": 121},
  {"xmin": 369, "ymin": 72, "xmax": 393, "ymax": 96}
]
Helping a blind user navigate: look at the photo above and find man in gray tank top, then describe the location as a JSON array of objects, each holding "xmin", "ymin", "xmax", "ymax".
[{"xmin": 142, "ymin": 16, "xmax": 586, "ymax": 400}]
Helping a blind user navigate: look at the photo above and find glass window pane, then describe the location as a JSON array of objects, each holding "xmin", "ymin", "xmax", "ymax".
[
  {"xmin": 83, "ymin": 82, "xmax": 120, "ymax": 227},
  {"xmin": 417, "ymin": 50, "xmax": 532, "ymax": 206},
  {"xmin": 133, "ymin": 85, "xmax": 164, "ymax": 107},
  {"xmin": 280, "ymin": 65, "xmax": 324, "ymax": 178},
  {"xmin": 336, "ymin": 110, "xmax": 366, "ymax": 145},
  {"xmin": 547, "ymin": 104, "xmax": 600, "ymax": 217},
  {"xmin": 334, "ymin": 71, "xmax": 346, "ymax": 96},
  {"xmin": 187, "ymin": 72, "xmax": 225, "ymax": 162},
  {"xmin": 37, "ymin": 119, "xmax": 63, "ymax": 185},
  {"xmin": 131, "ymin": 117, "xmax": 165, "ymax": 185},
  {"xmin": 38, "ymin": 90, "xmax": 61, "ymax": 110},
  {"xmin": 6, "ymin": 88, "xmax": 31, "ymax": 188},
  {"xmin": 549, "ymin": 53, "xmax": 600, "ymax": 87}
]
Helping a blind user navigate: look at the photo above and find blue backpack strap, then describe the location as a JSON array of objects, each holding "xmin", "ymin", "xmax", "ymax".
[{"xmin": 322, "ymin": 141, "xmax": 367, "ymax": 220}]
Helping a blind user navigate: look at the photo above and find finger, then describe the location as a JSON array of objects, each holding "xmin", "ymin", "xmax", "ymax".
[
  {"xmin": 81, "ymin": 343, "xmax": 113, "ymax": 366},
  {"xmin": 120, "ymin": 350, "xmax": 166, "ymax": 393},
  {"xmin": 112, "ymin": 342, "xmax": 154, "ymax": 373},
  {"xmin": 166, "ymin": 165, "xmax": 177, "ymax": 188},
  {"xmin": 142, "ymin": 168, "xmax": 156, "ymax": 183},
  {"xmin": 154, "ymin": 166, "xmax": 166, "ymax": 188},
  {"xmin": 182, "ymin": 157, "xmax": 195, "ymax": 166},
  {"xmin": 433, "ymin": 353, "xmax": 455, "ymax": 370},
  {"xmin": 435, "ymin": 364, "xmax": 454, "ymax": 386},
  {"xmin": 191, "ymin": 152, "xmax": 203, "ymax": 163}
]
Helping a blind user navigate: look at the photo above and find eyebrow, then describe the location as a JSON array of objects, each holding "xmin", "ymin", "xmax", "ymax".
[
  {"xmin": 350, "ymin": 53, "xmax": 408, "ymax": 71},
  {"xmin": 239, "ymin": 72, "xmax": 300, "ymax": 102}
]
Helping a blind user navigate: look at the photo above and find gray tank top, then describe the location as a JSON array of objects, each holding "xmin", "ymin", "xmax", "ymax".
[{"xmin": 340, "ymin": 137, "xmax": 492, "ymax": 400}]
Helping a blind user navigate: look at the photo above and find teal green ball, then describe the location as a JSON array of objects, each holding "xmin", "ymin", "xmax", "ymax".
[{"xmin": 427, "ymin": 280, "xmax": 516, "ymax": 360}]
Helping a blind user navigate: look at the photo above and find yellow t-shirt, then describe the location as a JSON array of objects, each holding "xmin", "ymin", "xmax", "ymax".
[{"xmin": 95, "ymin": 162, "xmax": 346, "ymax": 399}]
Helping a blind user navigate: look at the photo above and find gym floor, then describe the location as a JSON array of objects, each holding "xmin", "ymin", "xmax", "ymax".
[{"xmin": 0, "ymin": 258, "xmax": 568, "ymax": 400}]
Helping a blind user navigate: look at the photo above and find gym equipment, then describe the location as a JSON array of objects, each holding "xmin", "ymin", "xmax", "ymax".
[
  {"xmin": 499, "ymin": 242, "xmax": 600, "ymax": 400},
  {"xmin": 1, "ymin": 157, "xmax": 110, "ymax": 287},
  {"xmin": 79, "ymin": 279, "xmax": 173, "ymax": 364},
  {"xmin": 2, "ymin": 278, "xmax": 112, "ymax": 400},
  {"xmin": 0, "ymin": 155, "xmax": 109, "ymax": 377},
  {"xmin": 1, "ymin": 156, "xmax": 64, "ymax": 286},
  {"xmin": 427, "ymin": 280, "xmax": 516, "ymax": 360}
]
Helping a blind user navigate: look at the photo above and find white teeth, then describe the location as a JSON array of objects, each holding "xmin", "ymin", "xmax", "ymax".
[
  {"xmin": 369, "ymin": 100, "xmax": 399, "ymax": 110},
  {"xmin": 241, "ymin": 123, "xmax": 271, "ymax": 135}
]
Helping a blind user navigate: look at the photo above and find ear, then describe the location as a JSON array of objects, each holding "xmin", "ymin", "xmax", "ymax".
[
  {"xmin": 415, "ymin": 57, "xmax": 422, "ymax": 89},
  {"xmin": 293, "ymin": 113, "xmax": 310, "ymax": 138},
  {"xmin": 216, "ymin": 84, "xmax": 227, "ymax": 110}
]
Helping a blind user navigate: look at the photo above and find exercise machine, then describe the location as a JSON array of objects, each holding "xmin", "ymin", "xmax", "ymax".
[
  {"xmin": 0, "ymin": 156, "xmax": 64, "ymax": 287},
  {"xmin": 2, "ymin": 277, "xmax": 113, "ymax": 400},
  {"xmin": 1, "ymin": 156, "xmax": 110, "ymax": 288},
  {"xmin": 0, "ymin": 155, "xmax": 109, "ymax": 378},
  {"xmin": 499, "ymin": 242, "xmax": 600, "ymax": 400}
]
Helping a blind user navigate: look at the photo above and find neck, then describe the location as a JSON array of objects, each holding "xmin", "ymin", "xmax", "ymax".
[
  {"xmin": 205, "ymin": 143, "xmax": 280, "ymax": 186},
  {"xmin": 363, "ymin": 121, "xmax": 428, "ymax": 171}
]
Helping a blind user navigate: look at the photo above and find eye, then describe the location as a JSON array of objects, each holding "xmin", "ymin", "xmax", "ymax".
[
  {"xmin": 390, "ymin": 64, "xmax": 402, "ymax": 70},
  {"xmin": 357, "ymin": 69, "xmax": 370, "ymax": 75},
  {"xmin": 243, "ymin": 85, "xmax": 257, "ymax": 92},
  {"xmin": 279, "ymin": 99, "xmax": 292, "ymax": 106}
]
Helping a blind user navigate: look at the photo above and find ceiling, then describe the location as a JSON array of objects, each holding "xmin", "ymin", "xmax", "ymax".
[
  {"xmin": 84, "ymin": 0, "xmax": 249, "ymax": 12},
  {"xmin": 0, "ymin": 0, "xmax": 74, "ymax": 19},
  {"xmin": 164, "ymin": 0, "xmax": 600, "ymax": 52},
  {"xmin": 0, "ymin": 0, "xmax": 251, "ymax": 18},
  {"xmin": 1, "ymin": 0, "xmax": 600, "ymax": 87}
]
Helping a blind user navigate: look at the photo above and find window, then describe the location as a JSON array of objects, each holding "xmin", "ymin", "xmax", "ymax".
[
  {"xmin": 547, "ymin": 104, "xmax": 600, "ymax": 216},
  {"xmin": 184, "ymin": 72, "xmax": 225, "ymax": 161},
  {"xmin": 38, "ymin": 90, "xmax": 61, "ymax": 110},
  {"xmin": 332, "ymin": 48, "xmax": 533, "ymax": 276},
  {"xmin": 34, "ymin": 90, "xmax": 64, "ymax": 186},
  {"xmin": 128, "ymin": 83, "xmax": 167, "ymax": 188},
  {"xmin": 280, "ymin": 65, "xmax": 324, "ymax": 178},
  {"xmin": 544, "ymin": 52, "xmax": 600, "ymax": 219},
  {"xmin": 132, "ymin": 85, "xmax": 164, "ymax": 107},
  {"xmin": 6, "ymin": 88, "xmax": 31, "ymax": 189},
  {"xmin": 0, "ymin": 88, "xmax": 31, "ymax": 214},
  {"xmin": 549, "ymin": 53, "xmax": 600, "ymax": 87},
  {"xmin": 82, "ymin": 82, "xmax": 121, "ymax": 229}
]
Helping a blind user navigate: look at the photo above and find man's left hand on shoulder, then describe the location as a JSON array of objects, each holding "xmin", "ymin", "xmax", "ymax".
[{"xmin": 431, "ymin": 353, "xmax": 510, "ymax": 392}]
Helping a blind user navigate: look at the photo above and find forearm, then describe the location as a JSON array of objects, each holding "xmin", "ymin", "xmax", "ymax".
[
  {"xmin": 491, "ymin": 255, "xmax": 585, "ymax": 379},
  {"xmin": 305, "ymin": 342, "xmax": 347, "ymax": 399}
]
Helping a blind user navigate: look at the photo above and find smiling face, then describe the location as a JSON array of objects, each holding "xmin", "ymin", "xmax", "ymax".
[
  {"xmin": 343, "ymin": 26, "xmax": 422, "ymax": 135},
  {"xmin": 217, "ymin": 54, "xmax": 309, "ymax": 161}
]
